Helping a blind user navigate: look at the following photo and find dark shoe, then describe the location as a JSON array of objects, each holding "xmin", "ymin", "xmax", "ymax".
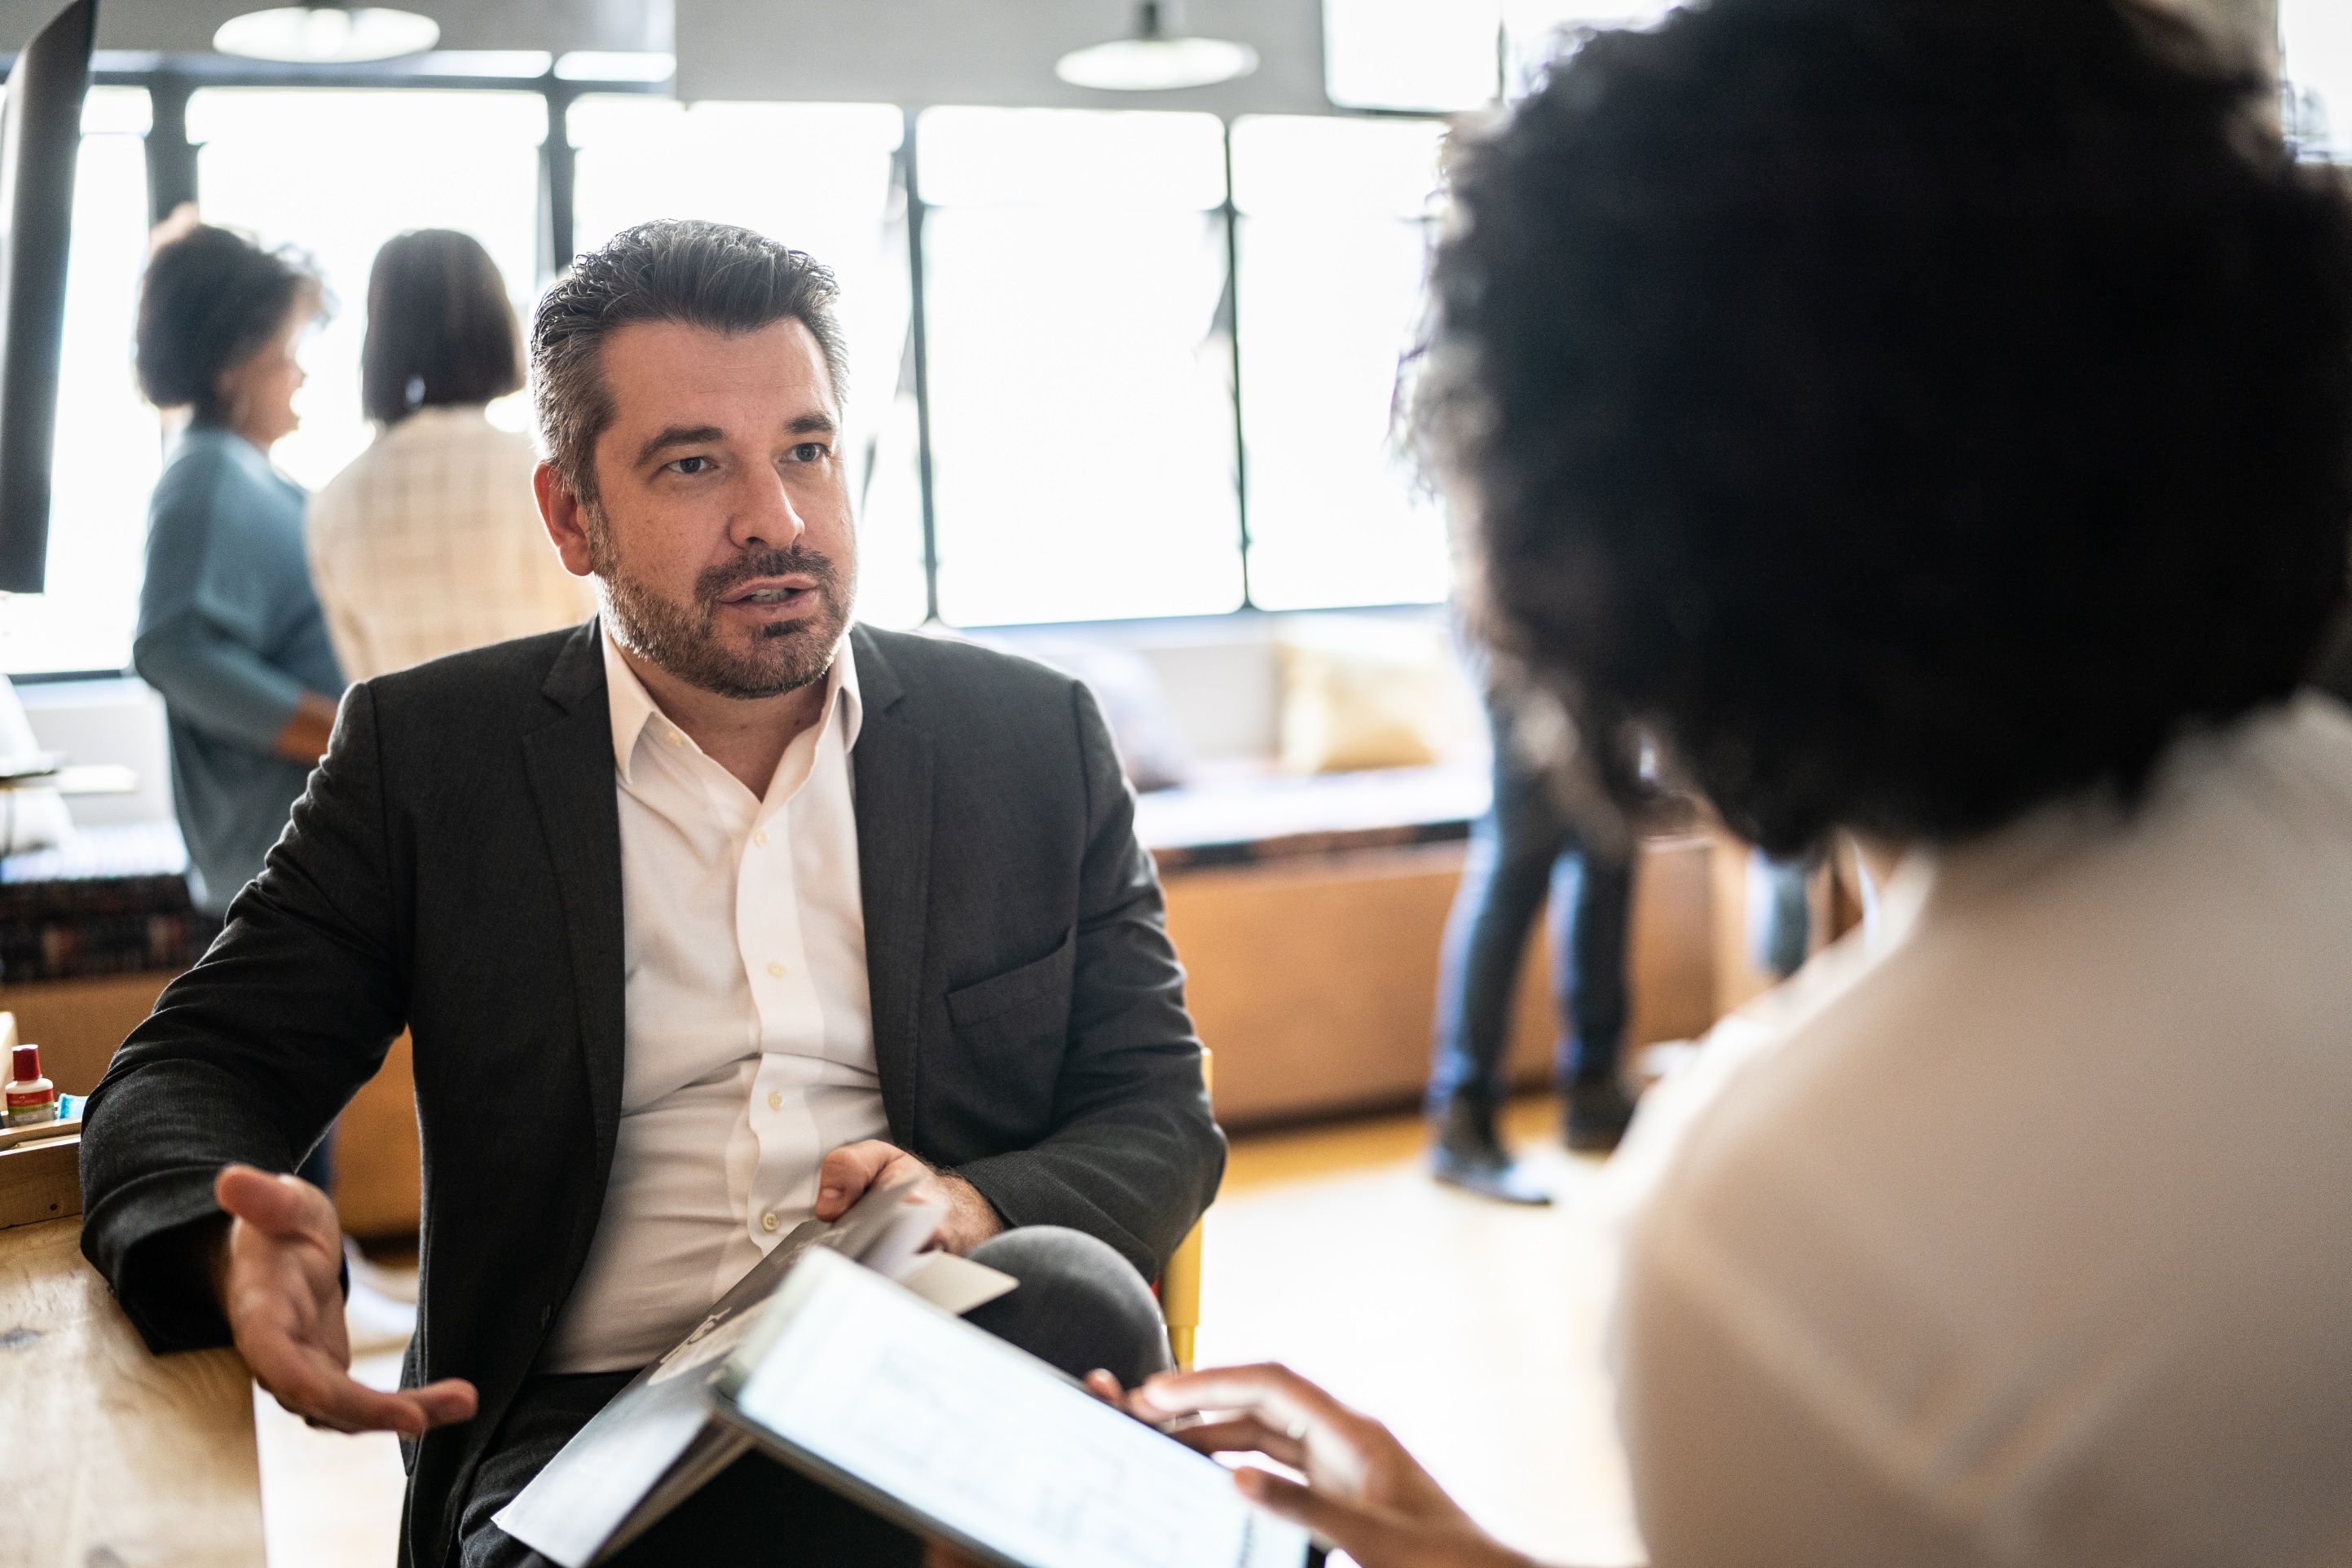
[
  {"xmin": 1430, "ymin": 1100, "xmax": 1554, "ymax": 1205},
  {"xmin": 1566, "ymin": 1077, "xmax": 1639, "ymax": 1154}
]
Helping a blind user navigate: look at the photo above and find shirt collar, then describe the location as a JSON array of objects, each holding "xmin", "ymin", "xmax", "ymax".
[{"xmin": 600, "ymin": 621, "xmax": 862, "ymax": 787}]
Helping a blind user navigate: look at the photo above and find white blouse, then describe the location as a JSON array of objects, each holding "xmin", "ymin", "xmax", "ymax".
[
  {"xmin": 306, "ymin": 405, "xmax": 596, "ymax": 680},
  {"xmin": 1610, "ymin": 694, "xmax": 2352, "ymax": 1567}
]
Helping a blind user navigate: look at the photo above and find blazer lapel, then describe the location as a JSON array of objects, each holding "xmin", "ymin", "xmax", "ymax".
[
  {"xmin": 850, "ymin": 626, "xmax": 933, "ymax": 1144},
  {"xmin": 520, "ymin": 622, "xmax": 628, "ymax": 1198}
]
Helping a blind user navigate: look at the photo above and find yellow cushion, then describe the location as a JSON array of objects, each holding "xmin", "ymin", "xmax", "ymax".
[{"xmin": 1277, "ymin": 619, "xmax": 1455, "ymax": 774}]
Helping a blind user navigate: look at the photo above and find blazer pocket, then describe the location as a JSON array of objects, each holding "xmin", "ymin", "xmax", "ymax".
[{"xmin": 946, "ymin": 928, "xmax": 1077, "ymax": 1043}]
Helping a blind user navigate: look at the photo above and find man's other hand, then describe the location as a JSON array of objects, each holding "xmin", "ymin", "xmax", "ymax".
[
  {"xmin": 813, "ymin": 1140, "xmax": 1005, "ymax": 1255},
  {"xmin": 211, "ymin": 1164, "xmax": 478, "ymax": 1438}
]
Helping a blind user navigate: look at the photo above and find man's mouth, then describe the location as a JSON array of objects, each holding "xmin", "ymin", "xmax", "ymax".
[{"xmin": 718, "ymin": 577, "xmax": 819, "ymax": 606}]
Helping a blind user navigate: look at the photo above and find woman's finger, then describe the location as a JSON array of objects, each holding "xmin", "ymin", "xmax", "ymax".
[
  {"xmin": 1233, "ymin": 1468, "xmax": 1416, "ymax": 1566},
  {"xmin": 1161, "ymin": 1414, "xmax": 1309, "ymax": 1470},
  {"xmin": 1136, "ymin": 1362, "xmax": 1348, "ymax": 1434}
]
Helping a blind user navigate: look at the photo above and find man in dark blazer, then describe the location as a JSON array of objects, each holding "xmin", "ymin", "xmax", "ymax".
[{"xmin": 78, "ymin": 219, "xmax": 1223, "ymax": 1567}]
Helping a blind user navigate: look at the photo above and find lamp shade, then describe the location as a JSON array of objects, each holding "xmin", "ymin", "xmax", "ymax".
[
  {"xmin": 214, "ymin": 5, "xmax": 441, "ymax": 64},
  {"xmin": 1055, "ymin": 2, "xmax": 1260, "ymax": 92}
]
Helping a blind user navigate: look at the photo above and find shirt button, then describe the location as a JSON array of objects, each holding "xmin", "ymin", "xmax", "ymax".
[
  {"xmin": 752, "ymin": 829, "xmax": 769, "ymax": 848},
  {"xmin": 760, "ymin": 1210, "xmax": 780, "ymax": 1233},
  {"xmin": 766, "ymin": 961, "xmax": 786, "ymax": 979},
  {"xmin": 767, "ymin": 1089, "xmax": 782, "ymax": 1112}
]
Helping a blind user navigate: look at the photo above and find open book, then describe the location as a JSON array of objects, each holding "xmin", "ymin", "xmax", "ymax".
[
  {"xmin": 709, "ymin": 1249, "xmax": 1322, "ymax": 1568},
  {"xmin": 493, "ymin": 1180, "xmax": 1016, "ymax": 1566}
]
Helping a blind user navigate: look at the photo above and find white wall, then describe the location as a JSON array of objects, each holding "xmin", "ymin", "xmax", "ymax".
[
  {"xmin": 987, "ymin": 602, "xmax": 1481, "ymax": 766},
  {"xmin": 17, "ymin": 676, "xmax": 171, "ymax": 827}
]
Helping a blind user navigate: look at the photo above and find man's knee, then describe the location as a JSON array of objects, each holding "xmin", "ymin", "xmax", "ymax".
[{"xmin": 963, "ymin": 1225, "xmax": 1172, "ymax": 1389}]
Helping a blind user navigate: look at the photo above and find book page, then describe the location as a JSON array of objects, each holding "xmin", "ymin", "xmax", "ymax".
[{"xmin": 729, "ymin": 1250, "xmax": 1310, "ymax": 1568}]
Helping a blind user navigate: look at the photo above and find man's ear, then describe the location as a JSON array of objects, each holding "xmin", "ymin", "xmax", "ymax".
[{"xmin": 535, "ymin": 460, "xmax": 597, "ymax": 579}]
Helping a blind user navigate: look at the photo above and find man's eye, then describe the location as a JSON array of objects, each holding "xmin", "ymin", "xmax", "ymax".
[
  {"xmin": 668, "ymin": 456, "xmax": 714, "ymax": 476},
  {"xmin": 789, "ymin": 443, "xmax": 828, "ymax": 464}
]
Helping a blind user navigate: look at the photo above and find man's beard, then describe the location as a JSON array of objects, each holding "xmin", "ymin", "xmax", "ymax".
[{"xmin": 588, "ymin": 513, "xmax": 854, "ymax": 701}]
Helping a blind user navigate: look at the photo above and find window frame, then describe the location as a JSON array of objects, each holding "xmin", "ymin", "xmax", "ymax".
[{"xmin": 7, "ymin": 55, "xmax": 1459, "ymax": 680}]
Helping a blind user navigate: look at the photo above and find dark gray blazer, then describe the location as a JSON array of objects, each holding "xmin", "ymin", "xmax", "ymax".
[{"xmin": 78, "ymin": 620, "xmax": 1224, "ymax": 1568}]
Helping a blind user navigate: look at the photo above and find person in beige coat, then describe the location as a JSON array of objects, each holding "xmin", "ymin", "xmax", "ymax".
[{"xmin": 308, "ymin": 228, "xmax": 593, "ymax": 680}]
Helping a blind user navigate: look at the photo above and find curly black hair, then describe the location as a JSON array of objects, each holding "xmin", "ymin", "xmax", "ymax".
[
  {"xmin": 135, "ymin": 222, "xmax": 324, "ymax": 422},
  {"xmin": 1419, "ymin": 0, "xmax": 2352, "ymax": 857}
]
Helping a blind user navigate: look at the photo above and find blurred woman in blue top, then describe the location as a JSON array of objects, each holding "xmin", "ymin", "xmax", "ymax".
[{"xmin": 132, "ymin": 222, "xmax": 342, "ymax": 918}]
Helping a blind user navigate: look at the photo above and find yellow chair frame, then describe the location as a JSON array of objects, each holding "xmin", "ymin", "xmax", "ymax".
[{"xmin": 1161, "ymin": 1047, "xmax": 1211, "ymax": 1369}]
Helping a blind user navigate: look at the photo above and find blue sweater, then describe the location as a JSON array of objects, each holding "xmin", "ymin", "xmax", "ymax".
[{"xmin": 133, "ymin": 425, "xmax": 343, "ymax": 915}]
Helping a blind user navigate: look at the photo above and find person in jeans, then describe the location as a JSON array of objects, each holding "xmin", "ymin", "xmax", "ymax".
[
  {"xmin": 1429, "ymin": 685, "xmax": 1637, "ymax": 1203},
  {"xmin": 1114, "ymin": 2, "xmax": 2352, "ymax": 1564}
]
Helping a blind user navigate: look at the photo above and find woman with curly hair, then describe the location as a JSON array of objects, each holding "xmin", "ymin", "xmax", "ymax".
[
  {"xmin": 131, "ymin": 218, "xmax": 341, "ymax": 920},
  {"xmin": 1113, "ymin": 1, "xmax": 2352, "ymax": 1563}
]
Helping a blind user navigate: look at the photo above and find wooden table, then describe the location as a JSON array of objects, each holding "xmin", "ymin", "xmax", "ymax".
[{"xmin": 0, "ymin": 1218, "xmax": 265, "ymax": 1566}]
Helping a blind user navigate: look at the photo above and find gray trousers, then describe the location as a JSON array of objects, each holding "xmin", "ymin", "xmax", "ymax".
[{"xmin": 459, "ymin": 1226, "xmax": 1174, "ymax": 1568}]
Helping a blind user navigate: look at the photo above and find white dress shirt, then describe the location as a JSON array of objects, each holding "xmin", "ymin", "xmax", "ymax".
[
  {"xmin": 306, "ymin": 405, "xmax": 597, "ymax": 680},
  {"xmin": 1609, "ymin": 695, "xmax": 2352, "ymax": 1567},
  {"xmin": 541, "ymin": 629, "xmax": 888, "ymax": 1373}
]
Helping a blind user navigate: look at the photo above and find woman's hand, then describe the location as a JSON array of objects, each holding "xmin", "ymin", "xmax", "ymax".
[{"xmin": 1119, "ymin": 1363, "xmax": 1544, "ymax": 1568}]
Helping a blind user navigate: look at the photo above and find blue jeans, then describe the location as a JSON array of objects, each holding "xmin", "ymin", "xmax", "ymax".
[{"xmin": 1429, "ymin": 719, "xmax": 1633, "ymax": 1114}]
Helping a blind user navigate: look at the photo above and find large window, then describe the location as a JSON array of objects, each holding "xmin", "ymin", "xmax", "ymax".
[
  {"xmin": 4, "ymin": 71, "xmax": 1517, "ymax": 676},
  {"xmin": 188, "ymin": 87, "xmax": 547, "ymax": 491},
  {"xmin": 0, "ymin": 87, "xmax": 158, "ymax": 677},
  {"xmin": 918, "ymin": 108, "xmax": 1242, "ymax": 625},
  {"xmin": 1324, "ymin": 0, "xmax": 1684, "ymax": 110},
  {"xmin": 2285, "ymin": 0, "xmax": 2352, "ymax": 161},
  {"xmin": 568, "ymin": 97, "xmax": 927, "ymax": 628},
  {"xmin": 1232, "ymin": 116, "xmax": 1447, "ymax": 611}
]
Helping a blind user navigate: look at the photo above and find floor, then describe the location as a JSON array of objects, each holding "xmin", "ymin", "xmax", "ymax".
[{"xmin": 256, "ymin": 1098, "xmax": 1645, "ymax": 1566}]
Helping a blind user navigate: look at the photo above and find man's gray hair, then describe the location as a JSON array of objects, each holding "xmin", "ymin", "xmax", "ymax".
[{"xmin": 530, "ymin": 218, "xmax": 849, "ymax": 507}]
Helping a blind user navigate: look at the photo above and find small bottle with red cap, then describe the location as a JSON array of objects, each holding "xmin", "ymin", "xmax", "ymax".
[{"xmin": 4, "ymin": 1044, "xmax": 57, "ymax": 1128}]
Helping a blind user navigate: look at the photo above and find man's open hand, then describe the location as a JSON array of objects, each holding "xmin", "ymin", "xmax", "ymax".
[
  {"xmin": 211, "ymin": 1164, "xmax": 478, "ymax": 1437},
  {"xmin": 813, "ymin": 1140, "xmax": 1004, "ymax": 1254}
]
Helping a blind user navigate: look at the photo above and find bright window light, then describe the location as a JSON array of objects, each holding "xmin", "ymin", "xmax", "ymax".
[
  {"xmin": 568, "ymin": 97, "xmax": 924, "ymax": 629},
  {"xmin": 1231, "ymin": 116, "xmax": 1449, "ymax": 612},
  {"xmin": 2284, "ymin": 0, "xmax": 2352, "ymax": 160},
  {"xmin": 554, "ymin": 51, "xmax": 674, "ymax": 83},
  {"xmin": 1323, "ymin": 0, "xmax": 1499, "ymax": 112},
  {"xmin": 404, "ymin": 51, "xmax": 554, "ymax": 78},
  {"xmin": 189, "ymin": 89, "xmax": 547, "ymax": 492},
  {"xmin": 916, "ymin": 107, "xmax": 1227, "ymax": 209},
  {"xmin": 0, "ymin": 88, "xmax": 159, "ymax": 676},
  {"xmin": 917, "ymin": 107, "xmax": 1240, "ymax": 624},
  {"xmin": 1504, "ymin": 0, "xmax": 1684, "ymax": 92}
]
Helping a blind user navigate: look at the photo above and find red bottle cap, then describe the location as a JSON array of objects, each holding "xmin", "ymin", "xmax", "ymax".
[{"xmin": 9, "ymin": 1044, "xmax": 37, "ymax": 1081}]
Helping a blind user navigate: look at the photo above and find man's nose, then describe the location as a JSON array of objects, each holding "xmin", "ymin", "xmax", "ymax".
[{"xmin": 730, "ymin": 471, "xmax": 807, "ymax": 550}]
